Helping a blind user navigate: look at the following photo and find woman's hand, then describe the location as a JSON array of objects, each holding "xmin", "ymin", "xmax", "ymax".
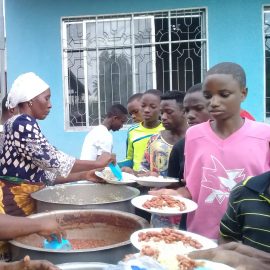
[
  {"xmin": 149, "ymin": 186, "xmax": 192, "ymax": 198},
  {"xmin": 149, "ymin": 188, "xmax": 179, "ymax": 196},
  {"xmin": 212, "ymin": 242, "xmax": 270, "ymax": 260},
  {"xmin": 2, "ymin": 255, "xmax": 60, "ymax": 270},
  {"xmin": 96, "ymin": 152, "xmax": 116, "ymax": 168},
  {"xmin": 188, "ymin": 245, "xmax": 270, "ymax": 270},
  {"xmin": 137, "ymin": 171, "xmax": 159, "ymax": 177},
  {"xmin": 23, "ymin": 256, "xmax": 60, "ymax": 270},
  {"xmin": 83, "ymin": 169, "xmax": 106, "ymax": 183},
  {"xmin": 121, "ymin": 167, "xmax": 135, "ymax": 174},
  {"xmin": 34, "ymin": 216, "xmax": 66, "ymax": 242}
]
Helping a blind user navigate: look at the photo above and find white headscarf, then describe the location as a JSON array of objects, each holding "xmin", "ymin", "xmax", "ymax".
[{"xmin": 6, "ymin": 72, "xmax": 49, "ymax": 109}]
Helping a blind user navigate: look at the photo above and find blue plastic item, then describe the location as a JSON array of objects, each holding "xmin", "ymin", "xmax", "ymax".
[
  {"xmin": 109, "ymin": 163, "xmax": 123, "ymax": 181},
  {"xmin": 43, "ymin": 235, "xmax": 72, "ymax": 250}
]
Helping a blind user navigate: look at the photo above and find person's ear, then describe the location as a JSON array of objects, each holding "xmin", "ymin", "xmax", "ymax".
[{"xmin": 110, "ymin": 116, "xmax": 117, "ymax": 123}]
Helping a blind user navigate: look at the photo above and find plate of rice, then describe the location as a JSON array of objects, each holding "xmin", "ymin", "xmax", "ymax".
[
  {"xmin": 126, "ymin": 253, "xmax": 235, "ymax": 270},
  {"xmin": 130, "ymin": 228, "xmax": 217, "ymax": 253},
  {"xmin": 135, "ymin": 175, "xmax": 179, "ymax": 188},
  {"xmin": 95, "ymin": 167, "xmax": 137, "ymax": 185},
  {"xmin": 130, "ymin": 228, "xmax": 220, "ymax": 270}
]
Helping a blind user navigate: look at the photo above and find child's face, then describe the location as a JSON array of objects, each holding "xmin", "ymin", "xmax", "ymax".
[
  {"xmin": 160, "ymin": 99, "xmax": 185, "ymax": 130},
  {"xmin": 127, "ymin": 99, "xmax": 143, "ymax": 123},
  {"xmin": 140, "ymin": 93, "xmax": 161, "ymax": 123},
  {"xmin": 202, "ymin": 74, "xmax": 246, "ymax": 121},
  {"xmin": 183, "ymin": 91, "xmax": 210, "ymax": 126}
]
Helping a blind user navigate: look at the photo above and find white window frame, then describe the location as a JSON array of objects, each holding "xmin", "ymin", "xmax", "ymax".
[
  {"xmin": 264, "ymin": 7, "xmax": 270, "ymax": 121},
  {"xmin": 61, "ymin": 8, "xmax": 207, "ymax": 131}
]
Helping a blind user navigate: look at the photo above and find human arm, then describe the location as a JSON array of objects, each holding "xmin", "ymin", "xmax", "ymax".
[
  {"xmin": 55, "ymin": 169, "xmax": 106, "ymax": 184},
  {"xmin": 215, "ymin": 242, "xmax": 270, "ymax": 260},
  {"xmin": 0, "ymin": 214, "xmax": 64, "ymax": 241},
  {"xmin": 0, "ymin": 255, "xmax": 59, "ymax": 270},
  {"xmin": 149, "ymin": 186, "xmax": 192, "ymax": 198},
  {"xmin": 69, "ymin": 152, "xmax": 116, "ymax": 173},
  {"xmin": 121, "ymin": 167, "xmax": 135, "ymax": 174},
  {"xmin": 52, "ymin": 153, "xmax": 114, "ymax": 184},
  {"xmin": 12, "ymin": 116, "xmax": 114, "ymax": 180},
  {"xmin": 188, "ymin": 243, "xmax": 270, "ymax": 270}
]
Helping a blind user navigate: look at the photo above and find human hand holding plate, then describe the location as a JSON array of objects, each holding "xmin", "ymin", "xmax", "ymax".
[
  {"xmin": 149, "ymin": 188, "xmax": 180, "ymax": 196},
  {"xmin": 95, "ymin": 167, "xmax": 137, "ymax": 185},
  {"xmin": 135, "ymin": 175, "xmax": 179, "ymax": 188},
  {"xmin": 189, "ymin": 242, "xmax": 269, "ymax": 270}
]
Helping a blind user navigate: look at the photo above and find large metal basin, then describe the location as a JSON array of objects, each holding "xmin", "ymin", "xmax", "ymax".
[
  {"xmin": 31, "ymin": 183, "xmax": 140, "ymax": 213},
  {"xmin": 10, "ymin": 209, "xmax": 149, "ymax": 264}
]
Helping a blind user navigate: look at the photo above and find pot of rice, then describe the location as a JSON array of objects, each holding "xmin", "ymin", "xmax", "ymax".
[{"xmin": 31, "ymin": 183, "xmax": 140, "ymax": 213}]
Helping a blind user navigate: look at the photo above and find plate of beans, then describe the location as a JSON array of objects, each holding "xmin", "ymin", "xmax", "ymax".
[{"xmin": 131, "ymin": 194, "xmax": 198, "ymax": 216}]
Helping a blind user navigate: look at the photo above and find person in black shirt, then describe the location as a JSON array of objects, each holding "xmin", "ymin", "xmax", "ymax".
[
  {"xmin": 167, "ymin": 83, "xmax": 209, "ymax": 181},
  {"xmin": 220, "ymin": 171, "xmax": 270, "ymax": 253}
]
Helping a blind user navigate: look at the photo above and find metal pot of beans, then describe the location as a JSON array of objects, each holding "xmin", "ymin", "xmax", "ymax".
[
  {"xmin": 9, "ymin": 209, "xmax": 149, "ymax": 264},
  {"xmin": 31, "ymin": 183, "xmax": 140, "ymax": 213}
]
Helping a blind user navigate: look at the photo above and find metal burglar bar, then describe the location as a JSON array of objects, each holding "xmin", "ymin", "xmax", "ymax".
[
  {"xmin": 62, "ymin": 8, "xmax": 207, "ymax": 130},
  {"xmin": 0, "ymin": 0, "xmax": 6, "ymax": 107},
  {"xmin": 265, "ymin": 9, "xmax": 270, "ymax": 118}
]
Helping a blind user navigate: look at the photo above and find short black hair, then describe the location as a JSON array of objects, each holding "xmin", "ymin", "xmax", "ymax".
[
  {"xmin": 106, "ymin": 104, "xmax": 128, "ymax": 118},
  {"xmin": 142, "ymin": 89, "xmax": 162, "ymax": 99},
  {"xmin": 161, "ymin": 90, "xmax": 185, "ymax": 105},
  {"xmin": 186, "ymin": 83, "xmax": 203, "ymax": 94},
  {"xmin": 127, "ymin": 93, "xmax": 143, "ymax": 104},
  {"xmin": 206, "ymin": 62, "xmax": 246, "ymax": 88}
]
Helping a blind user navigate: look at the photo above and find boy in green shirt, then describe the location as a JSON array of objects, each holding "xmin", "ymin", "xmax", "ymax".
[{"xmin": 119, "ymin": 89, "xmax": 164, "ymax": 172}]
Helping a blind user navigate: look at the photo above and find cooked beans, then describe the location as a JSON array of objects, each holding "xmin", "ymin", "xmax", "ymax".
[
  {"xmin": 138, "ymin": 228, "xmax": 203, "ymax": 249},
  {"xmin": 141, "ymin": 245, "xmax": 160, "ymax": 259},
  {"xmin": 177, "ymin": 255, "xmax": 203, "ymax": 270},
  {"xmin": 139, "ymin": 245, "xmax": 203, "ymax": 270},
  {"xmin": 69, "ymin": 239, "xmax": 111, "ymax": 249},
  {"xmin": 143, "ymin": 195, "xmax": 187, "ymax": 211}
]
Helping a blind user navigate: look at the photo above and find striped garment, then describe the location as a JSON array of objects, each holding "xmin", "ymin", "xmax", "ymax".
[
  {"xmin": 118, "ymin": 122, "xmax": 164, "ymax": 171},
  {"xmin": 220, "ymin": 171, "xmax": 270, "ymax": 252}
]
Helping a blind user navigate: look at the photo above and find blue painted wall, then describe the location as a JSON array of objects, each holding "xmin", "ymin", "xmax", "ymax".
[{"xmin": 5, "ymin": 0, "xmax": 270, "ymax": 159}]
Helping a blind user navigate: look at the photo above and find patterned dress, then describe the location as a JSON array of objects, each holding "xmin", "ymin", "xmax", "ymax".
[
  {"xmin": 140, "ymin": 133, "xmax": 181, "ymax": 228},
  {"xmin": 140, "ymin": 134, "xmax": 172, "ymax": 176},
  {"xmin": 0, "ymin": 114, "xmax": 75, "ymax": 216}
]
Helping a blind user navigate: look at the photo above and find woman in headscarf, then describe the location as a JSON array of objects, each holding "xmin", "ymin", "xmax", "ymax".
[{"xmin": 0, "ymin": 72, "xmax": 114, "ymax": 216}]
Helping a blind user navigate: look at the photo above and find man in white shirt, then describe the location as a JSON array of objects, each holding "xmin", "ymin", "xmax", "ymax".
[{"xmin": 80, "ymin": 104, "xmax": 128, "ymax": 160}]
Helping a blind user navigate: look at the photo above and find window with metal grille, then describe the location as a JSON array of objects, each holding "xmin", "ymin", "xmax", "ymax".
[
  {"xmin": 265, "ymin": 8, "xmax": 270, "ymax": 118},
  {"xmin": 61, "ymin": 8, "xmax": 207, "ymax": 130}
]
